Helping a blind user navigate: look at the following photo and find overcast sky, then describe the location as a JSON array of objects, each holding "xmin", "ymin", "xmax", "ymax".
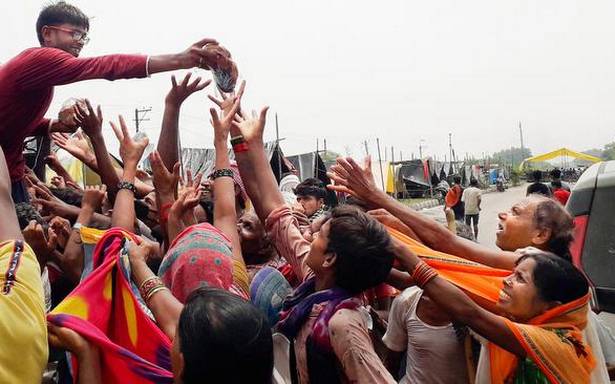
[{"xmin": 3, "ymin": 0, "xmax": 615, "ymax": 160}]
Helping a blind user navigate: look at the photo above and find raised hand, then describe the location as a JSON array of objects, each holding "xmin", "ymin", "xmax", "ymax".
[
  {"xmin": 209, "ymin": 86, "xmax": 243, "ymax": 142},
  {"xmin": 74, "ymin": 99, "xmax": 104, "ymax": 139},
  {"xmin": 51, "ymin": 131, "xmax": 95, "ymax": 164},
  {"xmin": 327, "ymin": 156, "xmax": 379, "ymax": 203},
  {"xmin": 109, "ymin": 115, "xmax": 149, "ymax": 166},
  {"xmin": 208, "ymin": 80, "xmax": 246, "ymax": 117},
  {"xmin": 81, "ymin": 185, "xmax": 107, "ymax": 211},
  {"xmin": 149, "ymin": 150, "xmax": 179, "ymax": 198},
  {"xmin": 30, "ymin": 184, "xmax": 74, "ymax": 218},
  {"xmin": 169, "ymin": 184, "xmax": 202, "ymax": 220},
  {"xmin": 230, "ymin": 105, "xmax": 269, "ymax": 144},
  {"xmin": 165, "ymin": 73, "xmax": 211, "ymax": 106}
]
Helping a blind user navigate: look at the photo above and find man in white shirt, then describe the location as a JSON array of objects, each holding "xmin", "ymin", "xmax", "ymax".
[
  {"xmin": 461, "ymin": 178, "xmax": 481, "ymax": 240},
  {"xmin": 382, "ymin": 287, "xmax": 469, "ymax": 384}
]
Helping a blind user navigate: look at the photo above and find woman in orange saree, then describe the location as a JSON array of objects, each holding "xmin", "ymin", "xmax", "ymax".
[{"xmin": 393, "ymin": 244, "xmax": 594, "ymax": 384}]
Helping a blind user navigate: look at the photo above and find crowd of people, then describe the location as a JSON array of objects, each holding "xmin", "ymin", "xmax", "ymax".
[{"xmin": 1, "ymin": 2, "xmax": 615, "ymax": 383}]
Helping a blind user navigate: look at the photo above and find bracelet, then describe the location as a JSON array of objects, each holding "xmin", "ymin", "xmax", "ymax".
[
  {"xmin": 145, "ymin": 285, "xmax": 169, "ymax": 303},
  {"xmin": 139, "ymin": 276, "xmax": 162, "ymax": 297},
  {"xmin": 232, "ymin": 142, "xmax": 249, "ymax": 153},
  {"xmin": 209, "ymin": 168, "xmax": 234, "ymax": 180},
  {"xmin": 410, "ymin": 261, "xmax": 438, "ymax": 289},
  {"xmin": 230, "ymin": 136, "xmax": 245, "ymax": 146},
  {"xmin": 72, "ymin": 222, "xmax": 83, "ymax": 232},
  {"xmin": 117, "ymin": 181, "xmax": 136, "ymax": 194}
]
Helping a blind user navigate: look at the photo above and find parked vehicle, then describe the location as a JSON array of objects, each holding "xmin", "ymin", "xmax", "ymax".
[{"xmin": 567, "ymin": 160, "xmax": 615, "ymax": 313}]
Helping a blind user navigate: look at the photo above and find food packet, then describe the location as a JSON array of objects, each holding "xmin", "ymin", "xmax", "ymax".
[
  {"xmin": 58, "ymin": 98, "xmax": 87, "ymax": 127},
  {"xmin": 204, "ymin": 44, "xmax": 239, "ymax": 93}
]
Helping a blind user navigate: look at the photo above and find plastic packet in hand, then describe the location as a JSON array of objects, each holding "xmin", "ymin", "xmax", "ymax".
[
  {"xmin": 58, "ymin": 98, "xmax": 86, "ymax": 127},
  {"xmin": 203, "ymin": 44, "xmax": 238, "ymax": 93}
]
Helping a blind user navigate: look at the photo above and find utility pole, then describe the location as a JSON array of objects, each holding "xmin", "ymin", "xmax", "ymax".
[
  {"xmin": 364, "ymin": 140, "xmax": 369, "ymax": 156},
  {"xmin": 134, "ymin": 107, "xmax": 151, "ymax": 133},
  {"xmin": 376, "ymin": 138, "xmax": 385, "ymax": 190},
  {"xmin": 400, "ymin": 150, "xmax": 403, "ymax": 161},
  {"xmin": 448, "ymin": 133, "xmax": 453, "ymax": 172},
  {"xmin": 419, "ymin": 141, "xmax": 423, "ymax": 159},
  {"xmin": 324, "ymin": 138, "xmax": 327, "ymax": 157},
  {"xmin": 275, "ymin": 113, "xmax": 281, "ymax": 181},
  {"xmin": 519, "ymin": 121, "xmax": 525, "ymax": 156},
  {"xmin": 391, "ymin": 146, "xmax": 395, "ymax": 163}
]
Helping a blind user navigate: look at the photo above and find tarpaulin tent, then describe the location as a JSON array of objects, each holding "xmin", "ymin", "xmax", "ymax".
[
  {"xmin": 370, "ymin": 160, "xmax": 395, "ymax": 194},
  {"xmin": 286, "ymin": 151, "xmax": 338, "ymax": 206},
  {"xmin": 143, "ymin": 142, "xmax": 293, "ymax": 183},
  {"xmin": 519, "ymin": 148, "xmax": 601, "ymax": 171}
]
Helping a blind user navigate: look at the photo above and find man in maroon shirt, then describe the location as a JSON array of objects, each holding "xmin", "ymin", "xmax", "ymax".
[{"xmin": 0, "ymin": 1, "xmax": 232, "ymax": 202}]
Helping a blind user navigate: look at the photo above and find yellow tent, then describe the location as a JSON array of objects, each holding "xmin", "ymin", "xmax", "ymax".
[{"xmin": 519, "ymin": 148, "xmax": 601, "ymax": 170}]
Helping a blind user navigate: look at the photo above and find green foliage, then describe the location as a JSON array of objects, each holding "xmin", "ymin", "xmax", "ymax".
[
  {"xmin": 490, "ymin": 147, "xmax": 532, "ymax": 169},
  {"xmin": 583, "ymin": 142, "xmax": 615, "ymax": 161}
]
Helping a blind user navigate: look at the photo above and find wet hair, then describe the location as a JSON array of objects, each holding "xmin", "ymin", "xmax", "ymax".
[
  {"xmin": 50, "ymin": 187, "xmax": 82, "ymax": 207},
  {"xmin": 532, "ymin": 170, "xmax": 543, "ymax": 182},
  {"xmin": 294, "ymin": 178, "xmax": 326, "ymax": 199},
  {"xmin": 453, "ymin": 175, "xmax": 462, "ymax": 184},
  {"xmin": 532, "ymin": 197, "xmax": 574, "ymax": 261},
  {"xmin": 178, "ymin": 287, "xmax": 273, "ymax": 384},
  {"xmin": 517, "ymin": 251, "xmax": 588, "ymax": 304},
  {"xmin": 15, "ymin": 202, "xmax": 45, "ymax": 230},
  {"xmin": 325, "ymin": 205, "xmax": 394, "ymax": 293},
  {"xmin": 36, "ymin": 1, "xmax": 90, "ymax": 44},
  {"xmin": 470, "ymin": 178, "xmax": 479, "ymax": 187}
]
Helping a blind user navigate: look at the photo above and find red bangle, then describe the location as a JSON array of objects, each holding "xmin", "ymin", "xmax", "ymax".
[
  {"xmin": 411, "ymin": 261, "xmax": 438, "ymax": 288},
  {"xmin": 233, "ymin": 142, "xmax": 249, "ymax": 153}
]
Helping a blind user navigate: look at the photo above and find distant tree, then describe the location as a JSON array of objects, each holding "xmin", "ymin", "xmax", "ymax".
[
  {"xmin": 602, "ymin": 142, "xmax": 615, "ymax": 160},
  {"xmin": 490, "ymin": 147, "xmax": 532, "ymax": 169}
]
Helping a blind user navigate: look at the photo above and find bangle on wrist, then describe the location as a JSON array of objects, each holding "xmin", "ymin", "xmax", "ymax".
[
  {"xmin": 230, "ymin": 135, "xmax": 245, "ymax": 146},
  {"xmin": 117, "ymin": 181, "xmax": 136, "ymax": 194},
  {"xmin": 410, "ymin": 260, "xmax": 438, "ymax": 289},
  {"xmin": 209, "ymin": 168, "xmax": 234, "ymax": 180}
]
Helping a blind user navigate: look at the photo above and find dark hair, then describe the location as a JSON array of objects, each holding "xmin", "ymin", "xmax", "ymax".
[
  {"xmin": 50, "ymin": 187, "xmax": 82, "ymax": 207},
  {"xmin": 532, "ymin": 170, "xmax": 543, "ymax": 182},
  {"xmin": 517, "ymin": 251, "xmax": 588, "ymax": 304},
  {"xmin": 178, "ymin": 287, "xmax": 273, "ymax": 384},
  {"xmin": 550, "ymin": 168, "xmax": 562, "ymax": 179},
  {"xmin": 325, "ymin": 205, "xmax": 394, "ymax": 293},
  {"xmin": 294, "ymin": 178, "xmax": 326, "ymax": 199},
  {"xmin": 470, "ymin": 178, "xmax": 479, "ymax": 187},
  {"xmin": 552, "ymin": 180, "xmax": 562, "ymax": 189},
  {"xmin": 533, "ymin": 197, "xmax": 574, "ymax": 261},
  {"xmin": 15, "ymin": 202, "xmax": 45, "ymax": 230},
  {"xmin": 453, "ymin": 175, "xmax": 462, "ymax": 184},
  {"xmin": 36, "ymin": 1, "xmax": 89, "ymax": 44}
]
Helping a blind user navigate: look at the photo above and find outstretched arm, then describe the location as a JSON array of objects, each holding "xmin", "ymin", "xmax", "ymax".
[
  {"xmin": 393, "ymin": 242, "xmax": 524, "ymax": 356},
  {"xmin": 109, "ymin": 116, "xmax": 149, "ymax": 233},
  {"xmin": 209, "ymin": 90, "xmax": 247, "ymax": 271},
  {"xmin": 75, "ymin": 100, "xmax": 121, "ymax": 201},
  {"xmin": 328, "ymin": 158, "xmax": 519, "ymax": 270},
  {"xmin": 231, "ymin": 107, "xmax": 287, "ymax": 222},
  {"xmin": 158, "ymin": 74, "xmax": 211, "ymax": 170}
]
